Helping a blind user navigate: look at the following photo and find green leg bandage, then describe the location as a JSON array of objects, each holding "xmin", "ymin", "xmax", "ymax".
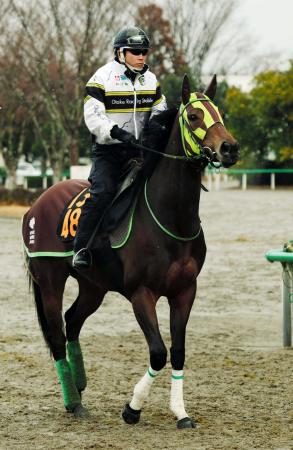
[
  {"xmin": 55, "ymin": 359, "xmax": 81, "ymax": 411},
  {"xmin": 67, "ymin": 340, "xmax": 87, "ymax": 392}
]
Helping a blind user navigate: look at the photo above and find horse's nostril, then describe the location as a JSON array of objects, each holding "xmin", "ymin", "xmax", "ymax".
[
  {"xmin": 221, "ymin": 142, "xmax": 231, "ymax": 155},
  {"xmin": 234, "ymin": 142, "xmax": 240, "ymax": 152},
  {"xmin": 231, "ymin": 142, "xmax": 240, "ymax": 156}
]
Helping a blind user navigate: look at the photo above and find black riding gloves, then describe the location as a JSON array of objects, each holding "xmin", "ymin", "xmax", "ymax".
[{"xmin": 110, "ymin": 125, "xmax": 137, "ymax": 144}]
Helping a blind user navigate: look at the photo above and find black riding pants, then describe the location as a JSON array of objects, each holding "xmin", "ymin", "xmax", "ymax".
[{"xmin": 74, "ymin": 143, "xmax": 138, "ymax": 252}]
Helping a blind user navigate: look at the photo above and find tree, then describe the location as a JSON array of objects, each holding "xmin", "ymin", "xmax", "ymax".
[
  {"xmin": 0, "ymin": 27, "xmax": 34, "ymax": 188},
  {"xmin": 136, "ymin": 4, "xmax": 187, "ymax": 79},
  {"xmin": 164, "ymin": 0, "xmax": 244, "ymax": 78},
  {"xmin": 223, "ymin": 61, "xmax": 293, "ymax": 167},
  {"xmin": 135, "ymin": 4, "xmax": 191, "ymax": 107},
  {"xmin": 252, "ymin": 62, "xmax": 293, "ymax": 163},
  {"xmin": 0, "ymin": 103, "xmax": 28, "ymax": 188},
  {"xmin": 1, "ymin": 0, "xmax": 136, "ymax": 183},
  {"xmin": 224, "ymin": 87, "xmax": 268, "ymax": 166}
]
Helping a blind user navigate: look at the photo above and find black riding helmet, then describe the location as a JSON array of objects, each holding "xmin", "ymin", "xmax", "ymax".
[{"xmin": 113, "ymin": 26, "xmax": 150, "ymax": 49}]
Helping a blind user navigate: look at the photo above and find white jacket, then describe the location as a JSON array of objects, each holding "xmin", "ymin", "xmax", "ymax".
[{"xmin": 84, "ymin": 60, "xmax": 167, "ymax": 145}]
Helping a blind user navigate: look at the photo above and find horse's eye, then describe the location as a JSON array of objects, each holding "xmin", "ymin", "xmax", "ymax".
[{"xmin": 188, "ymin": 114, "xmax": 197, "ymax": 121}]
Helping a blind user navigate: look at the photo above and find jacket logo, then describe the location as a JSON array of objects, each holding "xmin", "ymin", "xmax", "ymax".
[
  {"xmin": 114, "ymin": 75, "xmax": 128, "ymax": 81},
  {"xmin": 138, "ymin": 75, "xmax": 145, "ymax": 85}
]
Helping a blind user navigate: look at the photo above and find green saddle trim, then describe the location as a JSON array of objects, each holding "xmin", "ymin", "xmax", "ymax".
[
  {"xmin": 111, "ymin": 201, "xmax": 137, "ymax": 249},
  {"xmin": 23, "ymin": 199, "xmax": 137, "ymax": 257},
  {"xmin": 23, "ymin": 243, "xmax": 74, "ymax": 258}
]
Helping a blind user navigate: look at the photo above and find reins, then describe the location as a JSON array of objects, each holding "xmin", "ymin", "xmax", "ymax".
[
  {"xmin": 137, "ymin": 95, "xmax": 225, "ymax": 241},
  {"xmin": 132, "ymin": 142, "xmax": 219, "ymax": 167},
  {"xmin": 133, "ymin": 142, "xmax": 200, "ymax": 162},
  {"xmin": 144, "ymin": 179, "xmax": 202, "ymax": 242}
]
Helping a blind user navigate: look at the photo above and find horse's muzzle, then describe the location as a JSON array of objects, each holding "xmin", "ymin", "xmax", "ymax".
[{"xmin": 220, "ymin": 141, "xmax": 240, "ymax": 167}]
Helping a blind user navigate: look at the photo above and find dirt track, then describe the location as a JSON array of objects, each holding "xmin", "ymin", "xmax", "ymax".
[{"xmin": 0, "ymin": 189, "xmax": 292, "ymax": 450}]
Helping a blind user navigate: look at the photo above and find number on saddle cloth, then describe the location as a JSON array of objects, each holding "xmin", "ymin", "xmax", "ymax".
[
  {"xmin": 57, "ymin": 159, "xmax": 143, "ymax": 244},
  {"xmin": 57, "ymin": 187, "xmax": 91, "ymax": 242}
]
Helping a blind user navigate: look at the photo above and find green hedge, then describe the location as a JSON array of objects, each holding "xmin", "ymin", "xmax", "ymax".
[{"xmin": 0, "ymin": 187, "xmax": 44, "ymax": 205}]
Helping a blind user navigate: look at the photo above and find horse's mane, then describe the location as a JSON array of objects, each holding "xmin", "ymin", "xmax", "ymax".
[
  {"xmin": 142, "ymin": 107, "xmax": 178, "ymax": 151},
  {"xmin": 139, "ymin": 108, "xmax": 178, "ymax": 180}
]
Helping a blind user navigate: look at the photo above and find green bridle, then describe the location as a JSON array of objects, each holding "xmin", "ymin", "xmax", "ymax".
[{"xmin": 179, "ymin": 93, "xmax": 224, "ymax": 157}]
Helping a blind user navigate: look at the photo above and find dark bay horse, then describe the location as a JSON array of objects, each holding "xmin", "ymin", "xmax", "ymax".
[{"xmin": 23, "ymin": 75, "xmax": 239, "ymax": 428}]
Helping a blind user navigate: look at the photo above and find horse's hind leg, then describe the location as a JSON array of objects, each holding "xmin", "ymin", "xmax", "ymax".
[
  {"xmin": 122, "ymin": 286, "xmax": 167, "ymax": 425},
  {"xmin": 31, "ymin": 259, "xmax": 69, "ymax": 360},
  {"xmin": 168, "ymin": 283, "xmax": 197, "ymax": 429},
  {"xmin": 64, "ymin": 277, "xmax": 106, "ymax": 396},
  {"xmin": 30, "ymin": 258, "xmax": 83, "ymax": 416}
]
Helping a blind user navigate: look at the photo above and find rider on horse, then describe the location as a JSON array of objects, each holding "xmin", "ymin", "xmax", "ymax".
[{"xmin": 73, "ymin": 26, "xmax": 167, "ymax": 268}]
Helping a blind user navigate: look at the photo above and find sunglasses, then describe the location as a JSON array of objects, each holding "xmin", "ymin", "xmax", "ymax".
[{"xmin": 127, "ymin": 48, "xmax": 149, "ymax": 56}]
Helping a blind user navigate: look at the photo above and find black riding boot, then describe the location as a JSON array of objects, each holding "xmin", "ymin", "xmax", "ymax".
[{"xmin": 73, "ymin": 193, "xmax": 113, "ymax": 268}]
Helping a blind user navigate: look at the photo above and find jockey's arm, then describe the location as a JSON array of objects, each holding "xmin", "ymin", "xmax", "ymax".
[
  {"xmin": 150, "ymin": 82, "xmax": 167, "ymax": 119},
  {"xmin": 84, "ymin": 74, "xmax": 116, "ymax": 145}
]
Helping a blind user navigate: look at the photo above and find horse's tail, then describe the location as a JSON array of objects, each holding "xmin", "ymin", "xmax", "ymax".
[
  {"xmin": 25, "ymin": 253, "xmax": 51, "ymax": 351},
  {"xmin": 31, "ymin": 278, "xmax": 51, "ymax": 350}
]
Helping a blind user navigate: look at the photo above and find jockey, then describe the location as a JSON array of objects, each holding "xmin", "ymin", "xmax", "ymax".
[{"xmin": 73, "ymin": 26, "xmax": 167, "ymax": 268}]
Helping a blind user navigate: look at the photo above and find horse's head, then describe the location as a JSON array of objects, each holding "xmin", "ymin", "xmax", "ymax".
[{"xmin": 180, "ymin": 74, "xmax": 239, "ymax": 168}]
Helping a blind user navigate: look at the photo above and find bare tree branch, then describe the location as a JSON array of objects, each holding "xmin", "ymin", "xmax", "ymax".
[
  {"xmin": 1, "ymin": 0, "xmax": 138, "ymax": 181},
  {"xmin": 164, "ymin": 0, "xmax": 244, "ymax": 76}
]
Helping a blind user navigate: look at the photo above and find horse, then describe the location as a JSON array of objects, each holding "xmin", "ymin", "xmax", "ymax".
[{"xmin": 22, "ymin": 74, "xmax": 239, "ymax": 428}]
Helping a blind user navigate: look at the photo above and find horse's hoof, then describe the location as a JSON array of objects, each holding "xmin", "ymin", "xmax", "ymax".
[
  {"xmin": 73, "ymin": 404, "xmax": 90, "ymax": 419},
  {"xmin": 122, "ymin": 403, "xmax": 141, "ymax": 424},
  {"xmin": 177, "ymin": 417, "xmax": 196, "ymax": 429}
]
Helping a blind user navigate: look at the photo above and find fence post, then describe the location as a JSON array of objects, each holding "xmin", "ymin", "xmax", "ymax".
[
  {"xmin": 42, "ymin": 176, "xmax": 48, "ymax": 189},
  {"xmin": 282, "ymin": 264, "xmax": 292, "ymax": 347},
  {"xmin": 270, "ymin": 173, "xmax": 275, "ymax": 190},
  {"xmin": 241, "ymin": 173, "xmax": 247, "ymax": 191}
]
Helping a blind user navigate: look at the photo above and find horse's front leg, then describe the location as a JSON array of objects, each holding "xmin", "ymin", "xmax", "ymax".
[
  {"xmin": 122, "ymin": 286, "xmax": 167, "ymax": 425},
  {"xmin": 168, "ymin": 282, "xmax": 197, "ymax": 429}
]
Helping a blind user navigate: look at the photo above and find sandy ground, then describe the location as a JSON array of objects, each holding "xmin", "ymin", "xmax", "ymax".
[
  {"xmin": 0, "ymin": 205, "xmax": 29, "ymax": 218},
  {"xmin": 0, "ymin": 189, "xmax": 292, "ymax": 450}
]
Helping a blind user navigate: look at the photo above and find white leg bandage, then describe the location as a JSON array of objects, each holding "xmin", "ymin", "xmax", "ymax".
[
  {"xmin": 129, "ymin": 366, "xmax": 159, "ymax": 411},
  {"xmin": 170, "ymin": 369, "xmax": 188, "ymax": 420}
]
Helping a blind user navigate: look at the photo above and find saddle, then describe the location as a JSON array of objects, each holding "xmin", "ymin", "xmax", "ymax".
[
  {"xmin": 22, "ymin": 159, "xmax": 143, "ymax": 258},
  {"xmin": 57, "ymin": 157, "xmax": 143, "ymax": 246}
]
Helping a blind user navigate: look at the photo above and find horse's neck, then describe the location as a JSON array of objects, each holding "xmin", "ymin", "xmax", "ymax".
[{"xmin": 147, "ymin": 122, "xmax": 202, "ymax": 236}]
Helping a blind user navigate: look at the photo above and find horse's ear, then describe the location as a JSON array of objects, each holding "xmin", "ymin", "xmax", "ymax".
[
  {"xmin": 205, "ymin": 74, "xmax": 217, "ymax": 100},
  {"xmin": 181, "ymin": 74, "xmax": 190, "ymax": 105}
]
